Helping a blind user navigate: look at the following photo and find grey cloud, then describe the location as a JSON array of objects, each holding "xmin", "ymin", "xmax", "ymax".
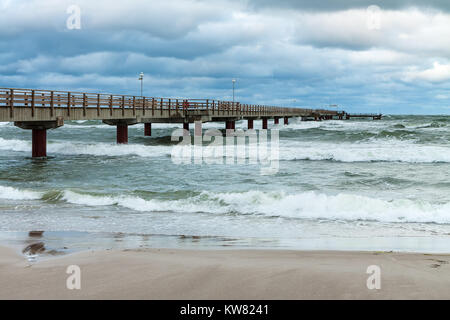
[{"xmin": 247, "ymin": 0, "xmax": 450, "ymax": 12}]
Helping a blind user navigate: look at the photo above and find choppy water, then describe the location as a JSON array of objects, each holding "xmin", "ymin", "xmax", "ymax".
[{"xmin": 1, "ymin": 115, "xmax": 450, "ymax": 253}]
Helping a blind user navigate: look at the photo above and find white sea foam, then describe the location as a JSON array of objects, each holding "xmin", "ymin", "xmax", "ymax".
[
  {"xmin": 61, "ymin": 190, "xmax": 228, "ymax": 214},
  {"xmin": 0, "ymin": 137, "xmax": 172, "ymax": 157},
  {"xmin": 1, "ymin": 184, "xmax": 449, "ymax": 224},
  {"xmin": 0, "ymin": 185, "xmax": 42, "ymax": 200},
  {"xmin": 1, "ymin": 131, "xmax": 450, "ymax": 163},
  {"xmin": 280, "ymin": 140, "xmax": 450, "ymax": 163},
  {"xmin": 0, "ymin": 137, "xmax": 31, "ymax": 152},
  {"xmin": 57, "ymin": 189, "xmax": 450, "ymax": 224}
]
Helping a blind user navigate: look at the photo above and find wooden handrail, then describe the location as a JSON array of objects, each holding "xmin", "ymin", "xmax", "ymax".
[{"xmin": 0, "ymin": 87, "xmax": 340, "ymax": 116}]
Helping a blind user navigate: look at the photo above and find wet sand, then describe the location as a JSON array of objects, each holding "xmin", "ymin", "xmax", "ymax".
[{"xmin": 0, "ymin": 245, "xmax": 449, "ymax": 299}]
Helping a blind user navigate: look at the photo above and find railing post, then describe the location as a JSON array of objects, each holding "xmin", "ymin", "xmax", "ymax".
[
  {"xmin": 142, "ymin": 96, "xmax": 146, "ymax": 116},
  {"xmin": 109, "ymin": 95, "xmax": 113, "ymax": 116},
  {"xmin": 97, "ymin": 93, "xmax": 100, "ymax": 116},
  {"xmin": 121, "ymin": 95, "xmax": 125, "ymax": 116},
  {"xmin": 160, "ymin": 98, "xmax": 163, "ymax": 116},
  {"xmin": 176, "ymin": 99, "xmax": 179, "ymax": 114},
  {"xmin": 9, "ymin": 89, "xmax": 14, "ymax": 118},
  {"xmin": 206, "ymin": 99, "xmax": 209, "ymax": 111},
  {"xmin": 152, "ymin": 98, "xmax": 155, "ymax": 116},
  {"xmin": 83, "ymin": 93, "xmax": 87, "ymax": 117},
  {"xmin": 66, "ymin": 92, "xmax": 70, "ymax": 117},
  {"xmin": 50, "ymin": 91, "xmax": 54, "ymax": 117},
  {"xmin": 132, "ymin": 96, "xmax": 136, "ymax": 116},
  {"xmin": 168, "ymin": 98, "xmax": 171, "ymax": 117}
]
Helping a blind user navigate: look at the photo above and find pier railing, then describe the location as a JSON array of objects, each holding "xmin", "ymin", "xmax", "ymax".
[{"xmin": 0, "ymin": 88, "xmax": 336, "ymax": 117}]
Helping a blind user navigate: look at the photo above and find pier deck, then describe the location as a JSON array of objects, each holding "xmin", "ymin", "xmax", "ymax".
[{"xmin": 0, "ymin": 87, "xmax": 379, "ymax": 157}]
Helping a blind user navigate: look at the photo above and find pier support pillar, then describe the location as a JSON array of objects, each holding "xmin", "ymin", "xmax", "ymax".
[
  {"xmin": 284, "ymin": 117, "xmax": 288, "ymax": 125},
  {"xmin": 274, "ymin": 117, "xmax": 279, "ymax": 125},
  {"xmin": 144, "ymin": 123, "xmax": 152, "ymax": 136},
  {"xmin": 32, "ymin": 129, "xmax": 47, "ymax": 158},
  {"xmin": 14, "ymin": 118, "xmax": 64, "ymax": 158},
  {"xmin": 102, "ymin": 119, "xmax": 137, "ymax": 144},
  {"xmin": 262, "ymin": 118, "xmax": 268, "ymax": 129},
  {"xmin": 183, "ymin": 122, "xmax": 190, "ymax": 136},
  {"xmin": 248, "ymin": 119, "xmax": 254, "ymax": 130},
  {"xmin": 117, "ymin": 124, "xmax": 128, "ymax": 144},
  {"xmin": 195, "ymin": 121, "xmax": 202, "ymax": 136},
  {"xmin": 231, "ymin": 121, "xmax": 235, "ymax": 130}
]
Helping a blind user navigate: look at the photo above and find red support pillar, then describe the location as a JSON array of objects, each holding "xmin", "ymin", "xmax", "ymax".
[
  {"xmin": 226, "ymin": 121, "xmax": 231, "ymax": 130},
  {"xmin": 262, "ymin": 118, "xmax": 268, "ymax": 129},
  {"xmin": 144, "ymin": 123, "xmax": 151, "ymax": 136},
  {"xmin": 274, "ymin": 117, "xmax": 279, "ymax": 124},
  {"xmin": 284, "ymin": 117, "xmax": 288, "ymax": 125},
  {"xmin": 248, "ymin": 119, "xmax": 254, "ymax": 129},
  {"xmin": 32, "ymin": 129, "xmax": 47, "ymax": 158},
  {"xmin": 231, "ymin": 121, "xmax": 235, "ymax": 130},
  {"xmin": 183, "ymin": 122, "xmax": 190, "ymax": 136},
  {"xmin": 117, "ymin": 124, "xmax": 128, "ymax": 144}
]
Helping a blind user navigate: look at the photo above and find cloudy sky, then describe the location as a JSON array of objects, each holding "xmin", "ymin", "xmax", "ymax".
[{"xmin": 1, "ymin": 0, "xmax": 450, "ymax": 114}]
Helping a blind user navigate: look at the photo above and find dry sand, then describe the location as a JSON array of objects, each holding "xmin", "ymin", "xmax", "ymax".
[{"xmin": 0, "ymin": 245, "xmax": 449, "ymax": 299}]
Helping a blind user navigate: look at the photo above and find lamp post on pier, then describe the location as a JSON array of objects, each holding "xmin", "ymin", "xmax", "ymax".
[
  {"xmin": 138, "ymin": 72, "xmax": 144, "ymax": 97},
  {"xmin": 232, "ymin": 79, "xmax": 236, "ymax": 103}
]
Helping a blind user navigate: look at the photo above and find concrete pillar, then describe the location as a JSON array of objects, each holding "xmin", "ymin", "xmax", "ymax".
[
  {"xmin": 32, "ymin": 129, "xmax": 47, "ymax": 158},
  {"xmin": 117, "ymin": 124, "xmax": 128, "ymax": 144},
  {"xmin": 14, "ymin": 119, "xmax": 64, "ymax": 159},
  {"xmin": 144, "ymin": 123, "xmax": 151, "ymax": 136},
  {"xmin": 274, "ymin": 117, "xmax": 279, "ymax": 125},
  {"xmin": 284, "ymin": 117, "xmax": 288, "ymax": 125},
  {"xmin": 183, "ymin": 122, "xmax": 190, "ymax": 136},
  {"xmin": 195, "ymin": 121, "xmax": 202, "ymax": 136},
  {"xmin": 248, "ymin": 119, "xmax": 254, "ymax": 130},
  {"xmin": 262, "ymin": 118, "xmax": 268, "ymax": 129}
]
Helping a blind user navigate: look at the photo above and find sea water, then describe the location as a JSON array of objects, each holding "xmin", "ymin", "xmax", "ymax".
[{"xmin": 0, "ymin": 116, "xmax": 449, "ymax": 253}]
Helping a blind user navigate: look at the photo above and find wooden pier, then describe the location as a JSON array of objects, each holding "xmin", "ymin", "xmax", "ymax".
[
  {"xmin": 0, "ymin": 87, "xmax": 380, "ymax": 157},
  {"xmin": 345, "ymin": 113, "xmax": 382, "ymax": 120}
]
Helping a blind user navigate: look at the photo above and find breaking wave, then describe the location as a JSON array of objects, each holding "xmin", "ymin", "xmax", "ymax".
[
  {"xmin": 0, "ymin": 185, "xmax": 42, "ymax": 200},
  {"xmin": 2, "ymin": 186, "xmax": 450, "ymax": 224}
]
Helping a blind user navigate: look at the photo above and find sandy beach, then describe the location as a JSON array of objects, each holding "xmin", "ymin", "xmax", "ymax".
[{"xmin": 0, "ymin": 245, "xmax": 449, "ymax": 299}]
